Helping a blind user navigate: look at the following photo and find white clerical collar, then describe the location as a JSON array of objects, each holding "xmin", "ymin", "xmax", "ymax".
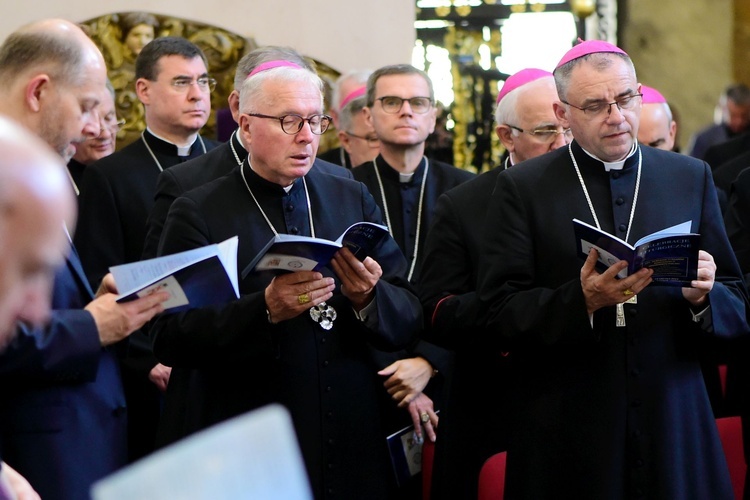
[
  {"xmin": 145, "ymin": 127, "xmax": 197, "ymax": 156},
  {"xmin": 399, "ymin": 172, "xmax": 415, "ymax": 183},
  {"xmin": 581, "ymin": 142, "xmax": 638, "ymax": 171},
  {"xmin": 248, "ymin": 161, "xmax": 295, "ymax": 192}
]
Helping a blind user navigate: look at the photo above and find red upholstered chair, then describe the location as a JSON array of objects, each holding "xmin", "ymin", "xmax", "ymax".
[
  {"xmin": 478, "ymin": 451, "xmax": 507, "ymax": 500},
  {"xmin": 716, "ymin": 416, "xmax": 746, "ymax": 499},
  {"xmin": 422, "ymin": 439, "xmax": 435, "ymax": 500}
]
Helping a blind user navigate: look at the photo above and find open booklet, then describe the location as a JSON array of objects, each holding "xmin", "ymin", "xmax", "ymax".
[
  {"xmin": 573, "ymin": 219, "xmax": 700, "ymax": 286},
  {"xmin": 242, "ymin": 222, "xmax": 389, "ymax": 277},
  {"xmin": 91, "ymin": 404, "xmax": 312, "ymax": 500},
  {"xmin": 111, "ymin": 236, "xmax": 239, "ymax": 312}
]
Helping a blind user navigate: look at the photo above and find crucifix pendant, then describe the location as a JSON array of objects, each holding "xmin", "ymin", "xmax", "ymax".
[
  {"xmin": 310, "ymin": 301, "xmax": 337, "ymax": 330},
  {"xmin": 616, "ymin": 295, "xmax": 638, "ymax": 327}
]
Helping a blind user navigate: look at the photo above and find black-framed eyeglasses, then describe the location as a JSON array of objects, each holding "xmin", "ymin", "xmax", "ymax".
[
  {"xmin": 170, "ymin": 76, "xmax": 217, "ymax": 93},
  {"xmin": 345, "ymin": 131, "xmax": 380, "ymax": 148},
  {"xmin": 507, "ymin": 125, "xmax": 573, "ymax": 143},
  {"xmin": 376, "ymin": 96, "xmax": 433, "ymax": 114},
  {"xmin": 246, "ymin": 113, "xmax": 332, "ymax": 135},
  {"xmin": 561, "ymin": 93, "xmax": 643, "ymax": 116}
]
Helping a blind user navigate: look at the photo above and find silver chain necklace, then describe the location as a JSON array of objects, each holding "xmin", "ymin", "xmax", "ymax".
[
  {"xmin": 141, "ymin": 132, "xmax": 207, "ymax": 172},
  {"xmin": 568, "ymin": 142, "xmax": 642, "ymax": 328},
  {"xmin": 240, "ymin": 161, "xmax": 337, "ymax": 330},
  {"xmin": 372, "ymin": 157, "xmax": 429, "ymax": 282},
  {"xmin": 568, "ymin": 143, "xmax": 641, "ymax": 243},
  {"xmin": 229, "ymin": 130, "xmax": 244, "ymax": 166}
]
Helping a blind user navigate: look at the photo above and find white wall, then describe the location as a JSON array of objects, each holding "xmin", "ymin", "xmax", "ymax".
[{"xmin": 0, "ymin": 1, "xmax": 416, "ymax": 73}]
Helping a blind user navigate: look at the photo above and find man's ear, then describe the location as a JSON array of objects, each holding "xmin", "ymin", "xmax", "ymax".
[
  {"xmin": 135, "ymin": 78, "xmax": 150, "ymax": 105},
  {"xmin": 427, "ymin": 106, "xmax": 437, "ymax": 134},
  {"xmin": 363, "ymin": 106, "xmax": 373, "ymax": 127},
  {"xmin": 239, "ymin": 113, "xmax": 252, "ymax": 146},
  {"xmin": 553, "ymin": 101, "xmax": 570, "ymax": 128},
  {"xmin": 496, "ymin": 124, "xmax": 515, "ymax": 152},
  {"xmin": 338, "ymin": 130, "xmax": 352, "ymax": 154},
  {"xmin": 25, "ymin": 74, "xmax": 50, "ymax": 113},
  {"xmin": 228, "ymin": 91, "xmax": 240, "ymax": 124}
]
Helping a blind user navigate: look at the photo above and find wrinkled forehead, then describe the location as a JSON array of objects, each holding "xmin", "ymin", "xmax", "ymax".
[{"xmin": 568, "ymin": 56, "xmax": 637, "ymax": 97}]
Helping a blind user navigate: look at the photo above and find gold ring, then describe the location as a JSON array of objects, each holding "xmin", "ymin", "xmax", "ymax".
[
  {"xmin": 420, "ymin": 412, "xmax": 429, "ymax": 424},
  {"xmin": 297, "ymin": 293, "xmax": 311, "ymax": 305},
  {"xmin": 623, "ymin": 289, "xmax": 634, "ymax": 296}
]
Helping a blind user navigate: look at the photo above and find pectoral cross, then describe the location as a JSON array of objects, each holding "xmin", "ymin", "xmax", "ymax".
[{"xmin": 616, "ymin": 295, "xmax": 638, "ymax": 327}]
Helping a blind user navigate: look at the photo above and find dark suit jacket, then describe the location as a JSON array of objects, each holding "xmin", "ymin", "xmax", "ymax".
[
  {"xmin": 714, "ymin": 149, "xmax": 750, "ymax": 194},
  {"xmin": 418, "ymin": 166, "xmax": 510, "ymax": 500},
  {"xmin": 477, "ymin": 142, "xmax": 748, "ymax": 499},
  {"xmin": 318, "ymin": 146, "xmax": 351, "ymax": 168},
  {"xmin": 688, "ymin": 123, "xmax": 731, "ymax": 161},
  {"xmin": 704, "ymin": 130, "xmax": 750, "ymax": 172},
  {"xmin": 352, "ymin": 156, "xmax": 473, "ymax": 414},
  {"xmin": 0, "ymin": 249, "xmax": 126, "ymax": 500},
  {"xmin": 75, "ymin": 130, "xmax": 220, "ymax": 287},
  {"xmin": 151, "ymin": 164, "xmax": 421, "ymax": 499},
  {"xmin": 143, "ymin": 131, "xmax": 352, "ymax": 259}
]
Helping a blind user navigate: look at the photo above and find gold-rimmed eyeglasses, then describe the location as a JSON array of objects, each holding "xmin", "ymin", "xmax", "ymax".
[
  {"xmin": 507, "ymin": 125, "xmax": 573, "ymax": 143},
  {"xmin": 345, "ymin": 131, "xmax": 380, "ymax": 148}
]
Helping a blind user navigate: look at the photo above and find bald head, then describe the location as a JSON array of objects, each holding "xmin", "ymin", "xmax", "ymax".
[
  {"xmin": 0, "ymin": 115, "xmax": 75, "ymax": 349},
  {"xmin": 638, "ymin": 102, "xmax": 676, "ymax": 151},
  {"xmin": 495, "ymin": 76, "xmax": 571, "ymax": 164},
  {"xmin": 0, "ymin": 19, "xmax": 107, "ymax": 161}
]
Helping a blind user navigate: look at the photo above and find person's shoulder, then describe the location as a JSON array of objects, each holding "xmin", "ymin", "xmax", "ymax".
[
  {"xmin": 439, "ymin": 166, "xmax": 502, "ymax": 207},
  {"xmin": 169, "ymin": 142, "xmax": 232, "ymax": 179},
  {"xmin": 201, "ymin": 137, "xmax": 223, "ymax": 151},
  {"xmin": 312, "ymin": 157, "xmax": 352, "ymax": 179},
  {"xmin": 179, "ymin": 165, "xmax": 243, "ymax": 204},
  {"xmin": 504, "ymin": 145, "xmax": 569, "ymax": 179},
  {"xmin": 350, "ymin": 161, "xmax": 374, "ymax": 181},
  {"xmin": 87, "ymin": 138, "xmax": 148, "ymax": 174},
  {"xmin": 429, "ymin": 158, "xmax": 475, "ymax": 181},
  {"xmin": 307, "ymin": 164, "xmax": 360, "ymax": 188}
]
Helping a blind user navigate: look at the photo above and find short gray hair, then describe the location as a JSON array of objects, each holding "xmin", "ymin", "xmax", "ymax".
[
  {"xmin": 239, "ymin": 66, "xmax": 324, "ymax": 114},
  {"xmin": 338, "ymin": 96, "xmax": 367, "ymax": 132},
  {"xmin": 333, "ymin": 70, "xmax": 371, "ymax": 111},
  {"xmin": 494, "ymin": 87, "xmax": 521, "ymax": 127},
  {"xmin": 233, "ymin": 46, "xmax": 316, "ymax": 92}
]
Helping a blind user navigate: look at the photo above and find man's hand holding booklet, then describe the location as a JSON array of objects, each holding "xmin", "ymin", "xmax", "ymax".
[{"xmin": 573, "ymin": 219, "xmax": 700, "ymax": 286}]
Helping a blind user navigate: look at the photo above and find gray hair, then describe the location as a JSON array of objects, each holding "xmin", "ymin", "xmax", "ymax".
[
  {"xmin": 554, "ymin": 52, "xmax": 636, "ymax": 102},
  {"xmin": 233, "ymin": 46, "xmax": 316, "ymax": 92},
  {"xmin": 338, "ymin": 96, "xmax": 368, "ymax": 132},
  {"xmin": 494, "ymin": 87, "xmax": 521, "ymax": 127},
  {"xmin": 333, "ymin": 70, "xmax": 371, "ymax": 111},
  {"xmin": 239, "ymin": 66, "xmax": 324, "ymax": 114}
]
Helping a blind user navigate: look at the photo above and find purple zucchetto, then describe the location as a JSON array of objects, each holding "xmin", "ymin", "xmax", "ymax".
[
  {"xmin": 339, "ymin": 86, "xmax": 366, "ymax": 111},
  {"xmin": 496, "ymin": 68, "xmax": 554, "ymax": 104},
  {"xmin": 555, "ymin": 39, "xmax": 628, "ymax": 69},
  {"xmin": 640, "ymin": 85, "xmax": 667, "ymax": 104}
]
